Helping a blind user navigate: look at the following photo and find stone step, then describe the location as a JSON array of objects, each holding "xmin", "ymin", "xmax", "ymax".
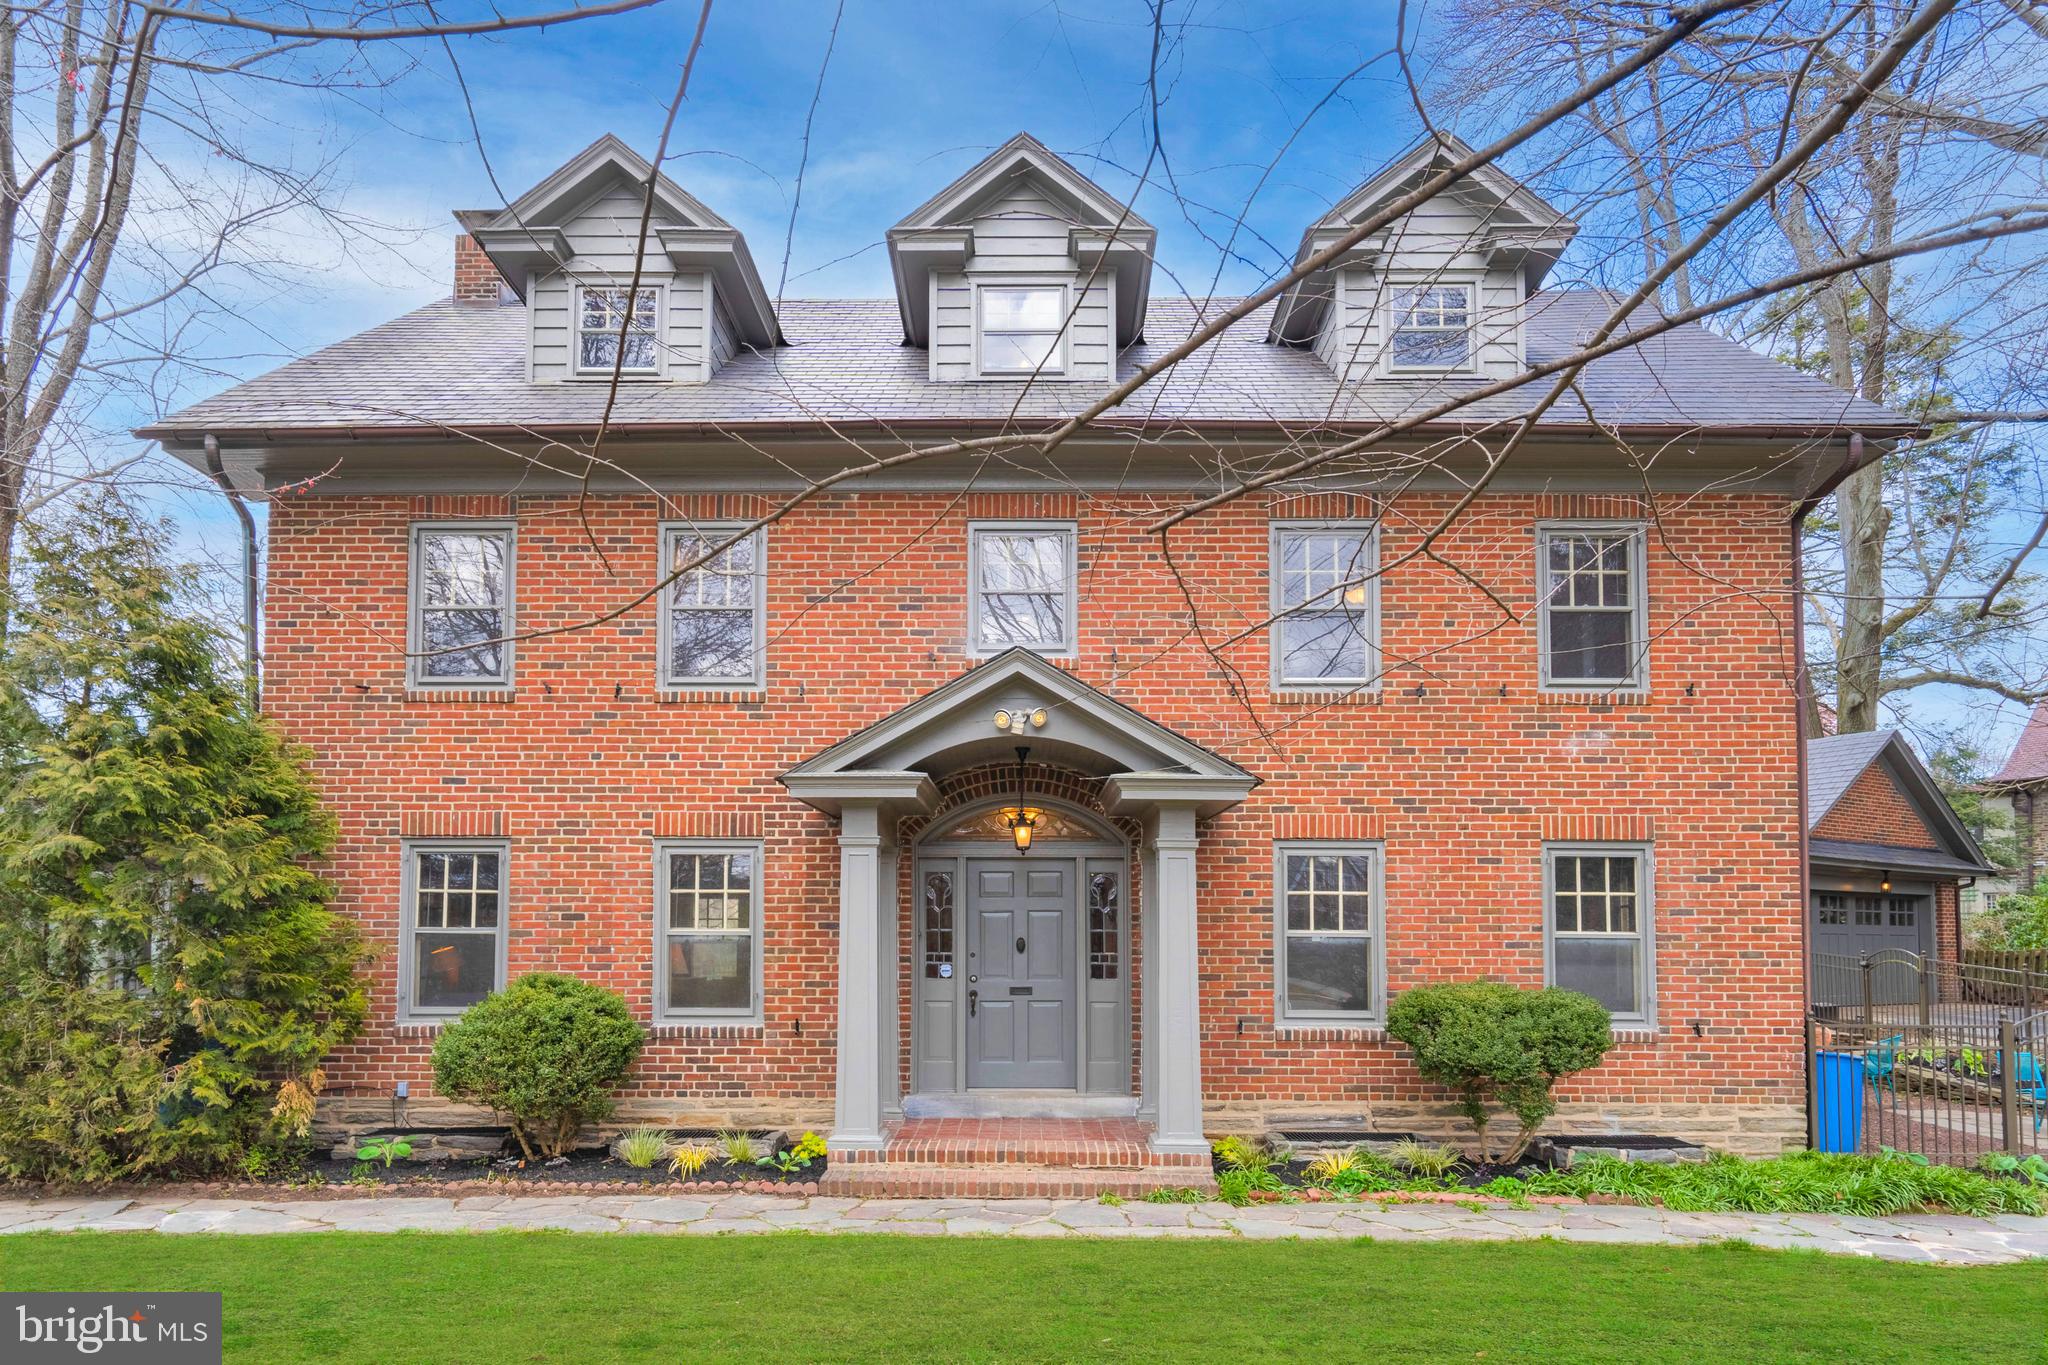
[
  {"xmin": 818, "ymin": 1162, "xmax": 1216, "ymax": 1200},
  {"xmin": 834, "ymin": 1138, "xmax": 1206, "ymax": 1169}
]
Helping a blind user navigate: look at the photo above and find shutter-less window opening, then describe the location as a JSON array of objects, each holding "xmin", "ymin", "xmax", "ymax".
[
  {"xmin": 661, "ymin": 524, "xmax": 764, "ymax": 687},
  {"xmin": 969, "ymin": 523, "xmax": 1077, "ymax": 655},
  {"xmin": 402, "ymin": 843, "xmax": 507, "ymax": 1019},
  {"xmin": 1275, "ymin": 845, "xmax": 1382, "ymax": 1022},
  {"xmin": 1388, "ymin": 283, "xmax": 1473, "ymax": 369},
  {"xmin": 578, "ymin": 285, "xmax": 660, "ymax": 374},
  {"xmin": 1538, "ymin": 525, "xmax": 1647, "ymax": 689},
  {"xmin": 411, "ymin": 525, "xmax": 513, "ymax": 687},
  {"xmin": 1546, "ymin": 846, "xmax": 1654, "ymax": 1023},
  {"xmin": 1272, "ymin": 524, "xmax": 1379, "ymax": 688},
  {"xmin": 657, "ymin": 844, "xmax": 761, "ymax": 1020},
  {"xmin": 977, "ymin": 286, "xmax": 1067, "ymax": 376}
]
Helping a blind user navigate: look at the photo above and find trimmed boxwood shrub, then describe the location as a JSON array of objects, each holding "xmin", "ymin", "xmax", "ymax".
[
  {"xmin": 1386, "ymin": 980, "xmax": 1613, "ymax": 1162},
  {"xmin": 430, "ymin": 973, "xmax": 643, "ymax": 1159}
]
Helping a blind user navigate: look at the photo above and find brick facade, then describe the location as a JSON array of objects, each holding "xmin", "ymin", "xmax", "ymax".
[
  {"xmin": 1813, "ymin": 766, "xmax": 1938, "ymax": 848},
  {"xmin": 452, "ymin": 234, "xmax": 504, "ymax": 305},
  {"xmin": 271, "ymin": 485, "xmax": 1807, "ymax": 1153}
]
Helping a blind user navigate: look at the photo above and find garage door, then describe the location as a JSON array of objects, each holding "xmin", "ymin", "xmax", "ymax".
[{"xmin": 1813, "ymin": 892, "xmax": 1927, "ymax": 1005}]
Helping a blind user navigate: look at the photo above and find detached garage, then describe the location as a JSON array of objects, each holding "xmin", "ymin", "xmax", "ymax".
[{"xmin": 1807, "ymin": 731, "xmax": 1996, "ymax": 1004}]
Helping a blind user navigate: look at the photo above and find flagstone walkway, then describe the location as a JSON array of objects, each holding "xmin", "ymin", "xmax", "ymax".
[{"xmin": 4, "ymin": 1193, "xmax": 2044, "ymax": 1264}]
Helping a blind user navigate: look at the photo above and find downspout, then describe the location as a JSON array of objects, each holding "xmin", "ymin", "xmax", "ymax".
[
  {"xmin": 1792, "ymin": 475, "xmax": 1816, "ymax": 1149},
  {"xmin": 203, "ymin": 433, "xmax": 260, "ymax": 710}
]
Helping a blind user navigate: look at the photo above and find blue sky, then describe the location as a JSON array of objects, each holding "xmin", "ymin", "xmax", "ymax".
[{"xmin": 129, "ymin": 0, "xmax": 2035, "ymax": 764}]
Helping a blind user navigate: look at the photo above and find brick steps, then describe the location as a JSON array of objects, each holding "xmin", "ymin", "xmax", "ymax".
[
  {"xmin": 818, "ymin": 1162, "xmax": 1215, "ymax": 1200},
  {"xmin": 833, "ymin": 1139, "xmax": 1206, "ymax": 1169}
]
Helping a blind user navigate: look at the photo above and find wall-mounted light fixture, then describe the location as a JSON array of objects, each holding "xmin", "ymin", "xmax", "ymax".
[
  {"xmin": 1881, "ymin": 869, "xmax": 1893, "ymax": 892},
  {"xmin": 993, "ymin": 706, "xmax": 1048, "ymax": 735},
  {"xmin": 1001, "ymin": 745, "xmax": 1039, "ymax": 854}
]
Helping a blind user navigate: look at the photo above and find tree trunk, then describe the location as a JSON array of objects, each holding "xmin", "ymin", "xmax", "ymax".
[{"xmin": 1834, "ymin": 461, "xmax": 1891, "ymax": 732}]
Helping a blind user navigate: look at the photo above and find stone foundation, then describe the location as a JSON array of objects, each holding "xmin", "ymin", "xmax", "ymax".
[
  {"xmin": 313, "ymin": 1095, "xmax": 830, "ymax": 1152},
  {"xmin": 1204, "ymin": 1100, "xmax": 1806, "ymax": 1159}
]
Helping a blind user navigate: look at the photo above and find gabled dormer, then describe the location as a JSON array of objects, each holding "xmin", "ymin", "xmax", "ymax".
[
  {"xmin": 465, "ymin": 134, "xmax": 781, "ymax": 384},
  {"xmin": 1269, "ymin": 134, "xmax": 1575, "ymax": 383},
  {"xmin": 887, "ymin": 132, "xmax": 1155, "ymax": 382}
]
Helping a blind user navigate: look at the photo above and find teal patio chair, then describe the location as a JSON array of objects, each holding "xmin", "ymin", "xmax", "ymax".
[
  {"xmin": 1865, "ymin": 1034, "xmax": 1903, "ymax": 1093},
  {"xmin": 2020, "ymin": 1052, "xmax": 2045, "ymax": 1134}
]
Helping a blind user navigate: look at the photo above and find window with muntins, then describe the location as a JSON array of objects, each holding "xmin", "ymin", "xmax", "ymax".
[
  {"xmin": 977, "ymin": 286, "xmax": 1067, "ymax": 376},
  {"xmin": 404, "ymin": 844, "xmax": 505, "ymax": 1017},
  {"xmin": 970, "ymin": 523, "xmax": 1077, "ymax": 654},
  {"xmin": 1546, "ymin": 847, "xmax": 1652, "ymax": 1023},
  {"xmin": 1276, "ymin": 846, "xmax": 1379, "ymax": 1021},
  {"xmin": 1538, "ymin": 525, "xmax": 1646, "ymax": 688},
  {"xmin": 662, "ymin": 525, "xmax": 763, "ymax": 687},
  {"xmin": 658, "ymin": 845, "xmax": 759, "ymax": 1018},
  {"xmin": 1389, "ymin": 283, "xmax": 1473, "ymax": 369},
  {"xmin": 923, "ymin": 870, "xmax": 955, "ymax": 979},
  {"xmin": 1088, "ymin": 871, "xmax": 1120, "ymax": 981},
  {"xmin": 1272, "ymin": 524, "xmax": 1379, "ymax": 687},
  {"xmin": 411, "ymin": 525, "xmax": 513, "ymax": 687},
  {"xmin": 578, "ymin": 285, "xmax": 660, "ymax": 374}
]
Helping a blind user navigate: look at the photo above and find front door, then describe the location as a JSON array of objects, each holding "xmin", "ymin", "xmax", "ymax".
[{"xmin": 966, "ymin": 859, "xmax": 1076, "ymax": 1088}]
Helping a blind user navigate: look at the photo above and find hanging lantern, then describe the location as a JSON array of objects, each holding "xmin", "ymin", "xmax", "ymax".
[{"xmin": 1002, "ymin": 745, "xmax": 1038, "ymax": 854}]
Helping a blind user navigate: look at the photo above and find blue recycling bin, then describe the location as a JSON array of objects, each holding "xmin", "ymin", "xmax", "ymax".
[{"xmin": 1814, "ymin": 1049, "xmax": 1865, "ymax": 1153}]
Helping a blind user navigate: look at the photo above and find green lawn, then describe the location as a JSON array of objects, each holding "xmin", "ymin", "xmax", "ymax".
[{"xmin": 4, "ymin": 1232, "xmax": 2041, "ymax": 1362}]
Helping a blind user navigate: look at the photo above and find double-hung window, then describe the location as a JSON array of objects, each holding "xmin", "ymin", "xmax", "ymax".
[
  {"xmin": 1538, "ymin": 524, "xmax": 1647, "ymax": 689},
  {"xmin": 977, "ymin": 285, "xmax": 1067, "ymax": 377},
  {"xmin": 402, "ymin": 843, "xmax": 507, "ymax": 1019},
  {"xmin": 655, "ymin": 843, "xmax": 761, "ymax": 1020},
  {"xmin": 1275, "ymin": 844, "xmax": 1382, "ymax": 1022},
  {"xmin": 577, "ymin": 284, "xmax": 661, "ymax": 375},
  {"xmin": 661, "ymin": 523, "xmax": 764, "ymax": 687},
  {"xmin": 1388, "ymin": 282, "xmax": 1474, "ymax": 370},
  {"xmin": 410, "ymin": 524, "xmax": 514, "ymax": 688},
  {"xmin": 1545, "ymin": 845, "xmax": 1653, "ymax": 1024},
  {"xmin": 1271, "ymin": 523, "xmax": 1379, "ymax": 689},
  {"xmin": 969, "ymin": 522, "xmax": 1077, "ymax": 655}
]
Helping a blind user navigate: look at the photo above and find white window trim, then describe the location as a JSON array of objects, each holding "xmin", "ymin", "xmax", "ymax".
[
  {"xmin": 1535, "ymin": 520, "xmax": 1649, "ymax": 693},
  {"xmin": 1543, "ymin": 842, "xmax": 1656, "ymax": 1028},
  {"xmin": 1269, "ymin": 520, "xmax": 1382, "ymax": 692},
  {"xmin": 1273, "ymin": 841, "xmax": 1386, "ymax": 1025},
  {"xmin": 1382, "ymin": 274, "xmax": 1480, "ymax": 375},
  {"xmin": 407, "ymin": 521, "xmax": 516, "ymax": 691},
  {"xmin": 966, "ymin": 520, "xmax": 1079, "ymax": 657},
  {"xmin": 573, "ymin": 281, "xmax": 667, "ymax": 380},
  {"xmin": 398, "ymin": 839, "xmax": 510, "ymax": 1023},
  {"xmin": 972, "ymin": 280, "xmax": 1072, "ymax": 380},
  {"xmin": 657, "ymin": 521, "xmax": 766, "ymax": 690},
  {"xmin": 652, "ymin": 840, "xmax": 765, "ymax": 1025}
]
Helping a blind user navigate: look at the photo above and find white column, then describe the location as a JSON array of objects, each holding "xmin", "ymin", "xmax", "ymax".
[
  {"xmin": 828, "ymin": 802, "xmax": 888, "ymax": 1152},
  {"xmin": 1147, "ymin": 805, "xmax": 1207, "ymax": 1155}
]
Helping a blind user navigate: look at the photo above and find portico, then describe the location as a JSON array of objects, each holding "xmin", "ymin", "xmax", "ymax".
[{"xmin": 781, "ymin": 649, "xmax": 1255, "ymax": 1158}]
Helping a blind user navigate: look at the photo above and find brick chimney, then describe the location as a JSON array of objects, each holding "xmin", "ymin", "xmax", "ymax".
[{"xmin": 453, "ymin": 215, "xmax": 506, "ymax": 304}]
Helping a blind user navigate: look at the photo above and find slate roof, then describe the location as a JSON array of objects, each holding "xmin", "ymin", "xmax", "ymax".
[
  {"xmin": 1807, "ymin": 731, "xmax": 1898, "ymax": 828},
  {"xmin": 139, "ymin": 290, "xmax": 1912, "ymax": 440},
  {"xmin": 1989, "ymin": 700, "xmax": 2048, "ymax": 786}
]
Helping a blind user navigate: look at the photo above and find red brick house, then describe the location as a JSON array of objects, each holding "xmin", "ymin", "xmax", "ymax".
[{"xmin": 141, "ymin": 132, "xmax": 1917, "ymax": 1167}]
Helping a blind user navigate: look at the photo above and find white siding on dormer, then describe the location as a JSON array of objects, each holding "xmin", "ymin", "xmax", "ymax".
[
  {"xmin": 1311, "ymin": 193, "xmax": 1527, "ymax": 383},
  {"xmin": 525, "ymin": 182, "xmax": 717, "ymax": 382},
  {"xmin": 926, "ymin": 180, "xmax": 1116, "ymax": 382}
]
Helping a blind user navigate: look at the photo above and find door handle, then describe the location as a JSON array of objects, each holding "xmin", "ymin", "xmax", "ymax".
[
  {"xmin": 1015, "ymin": 936, "xmax": 1027, "ymax": 955},
  {"xmin": 968, "ymin": 989, "xmax": 977, "ymax": 1018}
]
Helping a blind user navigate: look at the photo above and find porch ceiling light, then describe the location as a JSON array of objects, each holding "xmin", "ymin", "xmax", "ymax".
[{"xmin": 1003, "ymin": 744, "xmax": 1039, "ymax": 853}]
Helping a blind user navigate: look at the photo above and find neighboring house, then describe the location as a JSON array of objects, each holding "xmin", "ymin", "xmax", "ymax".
[
  {"xmin": 1979, "ymin": 700, "xmax": 2048, "ymax": 911},
  {"xmin": 1807, "ymin": 731, "xmax": 1995, "ymax": 973},
  {"xmin": 139, "ymin": 131, "xmax": 1918, "ymax": 1162}
]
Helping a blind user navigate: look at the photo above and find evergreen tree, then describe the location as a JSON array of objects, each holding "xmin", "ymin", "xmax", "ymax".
[{"xmin": 0, "ymin": 497, "xmax": 365, "ymax": 1181}]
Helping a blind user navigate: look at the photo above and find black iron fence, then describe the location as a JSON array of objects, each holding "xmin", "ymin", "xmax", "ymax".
[{"xmin": 1809, "ymin": 951, "xmax": 2047, "ymax": 1165}]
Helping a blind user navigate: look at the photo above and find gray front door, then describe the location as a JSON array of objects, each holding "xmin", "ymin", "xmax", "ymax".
[{"xmin": 966, "ymin": 860, "xmax": 1076, "ymax": 1088}]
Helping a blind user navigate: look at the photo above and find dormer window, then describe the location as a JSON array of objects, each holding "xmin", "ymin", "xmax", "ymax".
[
  {"xmin": 976, "ymin": 285, "xmax": 1068, "ymax": 377},
  {"xmin": 1389, "ymin": 283, "xmax": 1473, "ymax": 370},
  {"xmin": 578, "ymin": 284, "xmax": 661, "ymax": 375}
]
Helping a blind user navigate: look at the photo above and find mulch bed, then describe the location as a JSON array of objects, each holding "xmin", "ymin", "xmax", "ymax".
[{"xmin": 4, "ymin": 1149, "xmax": 831, "ymax": 1203}]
